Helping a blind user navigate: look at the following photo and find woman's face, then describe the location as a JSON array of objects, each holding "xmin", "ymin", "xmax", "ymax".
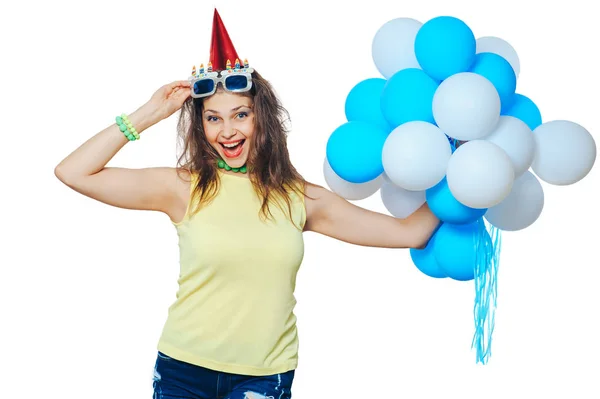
[{"xmin": 202, "ymin": 90, "xmax": 255, "ymax": 169}]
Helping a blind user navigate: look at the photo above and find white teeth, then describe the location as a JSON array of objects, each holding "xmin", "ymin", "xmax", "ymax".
[{"xmin": 222, "ymin": 141, "xmax": 242, "ymax": 148}]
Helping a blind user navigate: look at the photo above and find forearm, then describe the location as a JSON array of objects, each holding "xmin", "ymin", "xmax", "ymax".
[{"xmin": 54, "ymin": 105, "xmax": 158, "ymax": 182}]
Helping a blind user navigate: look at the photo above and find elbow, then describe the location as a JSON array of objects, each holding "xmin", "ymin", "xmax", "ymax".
[
  {"xmin": 54, "ymin": 164, "xmax": 72, "ymax": 185},
  {"xmin": 54, "ymin": 164, "xmax": 82, "ymax": 186},
  {"xmin": 54, "ymin": 164, "xmax": 66, "ymax": 182}
]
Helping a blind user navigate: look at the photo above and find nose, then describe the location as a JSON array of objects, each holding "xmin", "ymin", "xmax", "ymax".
[{"xmin": 221, "ymin": 121, "xmax": 236, "ymax": 139}]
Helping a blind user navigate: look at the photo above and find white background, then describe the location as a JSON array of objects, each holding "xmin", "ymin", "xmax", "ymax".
[{"xmin": 1, "ymin": 0, "xmax": 599, "ymax": 398}]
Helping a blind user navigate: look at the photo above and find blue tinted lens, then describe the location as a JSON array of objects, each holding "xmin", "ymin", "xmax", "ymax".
[
  {"xmin": 193, "ymin": 79, "xmax": 215, "ymax": 95},
  {"xmin": 224, "ymin": 75, "xmax": 248, "ymax": 90}
]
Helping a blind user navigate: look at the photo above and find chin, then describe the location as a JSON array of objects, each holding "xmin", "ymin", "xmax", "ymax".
[
  {"xmin": 217, "ymin": 149, "xmax": 248, "ymax": 168},
  {"xmin": 224, "ymin": 157, "xmax": 247, "ymax": 168}
]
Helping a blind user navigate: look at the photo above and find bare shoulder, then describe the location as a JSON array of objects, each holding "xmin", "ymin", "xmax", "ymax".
[
  {"xmin": 172, "ymin": 166, "xmax": 194, "ymax": 188},
  {"xmin": 146, "ymin": 166, "xmax": 192, "ymax": 199},
  {"xmin": 169, "ymin": 167, "xmax": 196, "ymax": 224},
  {"xmin": 304, "ymin": 181, "xmax": 328, "ymax": 200},
  {"xmin": 303, "ymin": 181, "xmax": 332, "ymax": 230}
]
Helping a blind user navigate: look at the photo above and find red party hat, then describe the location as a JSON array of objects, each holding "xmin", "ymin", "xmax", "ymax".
[{"xmin": 209, "ymin": 9, "xmax": 241, "ymax": 71}]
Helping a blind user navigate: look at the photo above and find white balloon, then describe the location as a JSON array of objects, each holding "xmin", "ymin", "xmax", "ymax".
[
  {"xmin": 484, "ymin": 171, "xmax": 544, "ymax": 231},
  {"xmin": 380, "ymin": 182, "xmax": 426, "ymax": 219},
  {"xmin": 323, "ymin": 158, "xmax": 383, "ymax": 200},
  {"xmin": 382, "ymin": 121, "xmax": 452, "ymax": 191},
  {"xmin": 532, "ymin": 120, "xmax": 597, "ymax": 185},
  {"xmin": 484, "ymin": 116, "xmax": 535, "ymax": 178},
  {"xmin": 476, "ymin": 36, "xmax": 520, "ymax": 77},
  {"xmin": 381, "ymin": 171, "xmax": 393, "ymax": 184},
  {"xmin": 372, "ymin": 17, "xmax": 422, "ymax": 79},
  {"xmin": 433, "ymin": 72, "xmax": 501, "ymax": 140},
  {"xmin": 447, "ymin": 140, "xmax": 515, "ymax": 209}
]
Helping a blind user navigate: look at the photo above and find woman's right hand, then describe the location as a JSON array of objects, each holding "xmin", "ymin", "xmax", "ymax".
[{"xmin": 144, "ymin": 80, "xmax": 192, "ymax": 122}]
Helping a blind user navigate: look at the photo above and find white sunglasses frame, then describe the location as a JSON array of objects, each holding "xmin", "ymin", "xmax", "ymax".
[{"xmin": 189, "ymin": 69, "xmax": 254, "ymax": 98}]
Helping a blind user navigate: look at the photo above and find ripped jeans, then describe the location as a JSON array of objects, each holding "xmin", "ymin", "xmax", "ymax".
[{"xmin": 152, "ymin": 351, "xmax": 295, "ymax": 399}]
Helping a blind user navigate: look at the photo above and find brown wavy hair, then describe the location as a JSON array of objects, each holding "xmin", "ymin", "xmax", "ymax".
[{"xmin": 175, "ymin": 70, "xmax": 307, "ymax": 228}]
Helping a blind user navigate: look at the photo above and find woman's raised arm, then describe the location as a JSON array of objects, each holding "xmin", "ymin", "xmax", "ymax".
[
  {"xmin": 54, "ymin": 81, "xmax": 192, "ymax": 220},
  {"xmin": 303, "ymin": 182, "xmax": 440, "ymax": 249}
]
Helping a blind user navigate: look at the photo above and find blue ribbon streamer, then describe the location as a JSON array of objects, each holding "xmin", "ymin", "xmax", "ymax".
[{"xmin": 472, "ymin": 218, "xmax": 502, "ymax": 364}]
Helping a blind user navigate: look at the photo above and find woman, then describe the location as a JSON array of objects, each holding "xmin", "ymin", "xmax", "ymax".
[{"xmin": 54, "ymin": 9, "xmax": 440, "ymax": 399}]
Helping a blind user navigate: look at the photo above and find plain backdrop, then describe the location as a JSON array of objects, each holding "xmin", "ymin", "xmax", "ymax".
[{"xmin": 1, "ymin": 0, "xmax": 599, "ymax": 398}]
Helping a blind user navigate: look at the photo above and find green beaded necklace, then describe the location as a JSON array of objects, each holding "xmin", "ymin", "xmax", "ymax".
[{"xmin": 217, "ymin": 159, "xmax": 247, "ymax": 174}]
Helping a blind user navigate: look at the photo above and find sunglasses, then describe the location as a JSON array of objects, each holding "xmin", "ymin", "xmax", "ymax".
[{"xmin": 190, "ymin": 70, "xmax": 253, "ymax": 98}]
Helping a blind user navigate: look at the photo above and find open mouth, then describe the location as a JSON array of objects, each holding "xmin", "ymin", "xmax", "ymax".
[{"xmin": 220, "ymin": 139, "xmax": 246, "ymax": 158}]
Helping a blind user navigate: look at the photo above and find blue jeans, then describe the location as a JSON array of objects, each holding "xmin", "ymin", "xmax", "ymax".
[{"xmin": 152, "ymin": 351, "xmax": 295, "ymax": 399}]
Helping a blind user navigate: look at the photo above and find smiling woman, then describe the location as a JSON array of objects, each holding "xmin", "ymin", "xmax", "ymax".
[
  {"xmin": 53, "ymin": 8, "xmax": 440, "ymax": 399},
  {"xmin": 203, "ymin": 98, "xmax": 253, "ymax": 168}
]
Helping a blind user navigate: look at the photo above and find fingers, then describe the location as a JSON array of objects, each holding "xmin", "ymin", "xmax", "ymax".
[
  {"xmin": 169, "ymin": 80, "xmax": 191, "ymax": 90},
  {"xmin": 169, "ymin": 84, "xmax": 191, "ymax": 102},
  {"xmin": 177, "ymin": 88, "xmax": 191, "ymax": 102},
  {"xmin": 164, "ymin": 80, "xmax": 191, "ymax": 101}
]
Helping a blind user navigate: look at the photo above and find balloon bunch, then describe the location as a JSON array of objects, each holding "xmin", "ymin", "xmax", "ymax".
[{"xmin": 324, "ymin": 15, "xmax": 596, "ymax": 364}]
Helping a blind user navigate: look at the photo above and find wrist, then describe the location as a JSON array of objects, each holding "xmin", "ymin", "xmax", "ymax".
[{"xmin": 128, "ymin": 105, "xmax": 160, "ymax": 133}]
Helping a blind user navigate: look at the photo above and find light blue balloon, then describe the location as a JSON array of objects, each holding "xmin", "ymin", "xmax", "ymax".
[
  {"xmin": 380, "ymin": 68, "xmax": 439, "ymax": 128},
  {"xmin": 469, "ymin": 52, "xmax": 517, "ymax": 111},
  {"xmin": 410, "ymin": 232, "xmax": 447, "ymax": 278},
  {"xmin": 501, "ymin": 93, "xmax": 542, "ymax": 130},
  {"xmin": 433, "ymin": 220, "xmax": 491, "ymax": 281},
  {"xmin": 345, "ymin": 78, "xmax": 392, "ymax": 132},
  {"xmin": 426, "ymin": 177, "xmax": 487, "ymax": 224},
  {"xmin": 326, "ymin": 121, "xmax": 389, "ymax": 183},
  {"xmin": 414, "ymin": 16, "xmax": 476, "ymax": 81}
]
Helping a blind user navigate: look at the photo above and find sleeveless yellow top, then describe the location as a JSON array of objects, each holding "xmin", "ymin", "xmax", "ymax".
[{"xmin": 157, "ymin": 171, "xmax": 306, "ymax": 376}]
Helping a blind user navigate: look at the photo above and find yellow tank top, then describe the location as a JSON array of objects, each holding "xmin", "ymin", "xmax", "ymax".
[{"xmin": 157, "ymin": 170, "xmax": 306, "ymax": 376}]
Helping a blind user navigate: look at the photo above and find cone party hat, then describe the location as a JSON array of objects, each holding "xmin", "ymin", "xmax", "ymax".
[{"xmin": 209, "ymin": 9, "xmax": 241, "ymax": 71}]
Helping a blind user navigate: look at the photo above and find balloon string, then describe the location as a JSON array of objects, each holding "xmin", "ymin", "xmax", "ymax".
[
  {"xmin": 447, "ymin": 135, "xmax": 458, "ymax": 151},
  {"xmin": 472, "ymin": 219, "xmax": 501, "ymax": 364}
]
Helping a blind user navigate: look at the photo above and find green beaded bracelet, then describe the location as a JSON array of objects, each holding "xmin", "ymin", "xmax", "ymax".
[
  {"xmin": 116, "ymin": 113, "xmax": 140, "ymax": 141},
  {"xmin": 122, "ymin": 114, "xmax": 140, "ymax": 140}
]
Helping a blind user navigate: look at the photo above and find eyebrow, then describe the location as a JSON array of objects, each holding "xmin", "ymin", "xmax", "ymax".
[{"xmin": 204, "ymin": 105, "xmax": 252, "ymax": 114}]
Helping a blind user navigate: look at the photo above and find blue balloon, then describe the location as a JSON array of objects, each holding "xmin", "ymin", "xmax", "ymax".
[
  {"xmin": 410, "ymin": 233, "xmax": 447, "ymax": 278},
  {"xmin": 469, "ymin": 52, "xmax": 517, "ymax": 111},
  {"xmin": 433, "ymin": 220, "xmax": 491, "ymax": 281},
  {"xmin": 326, "ymin": 121, "xmax": 389, "ymax": 183},
  {"xmin": 426, "ymin": 177, "xmax": 487, "ymax": 224},
  {"xmin": 380, "ymin": 68, "xmax": 439, "ymax": 128},
  {"xmin": 501, "ymin": 93, "xmax": 542, "ymax": 130},
  {"xmin": 414, "ymin": 16, "xmax": 476, "ymax": 81},
  {"xmin": 345, "ymin": 78, "xmax": 392, "ymax": 132}
]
